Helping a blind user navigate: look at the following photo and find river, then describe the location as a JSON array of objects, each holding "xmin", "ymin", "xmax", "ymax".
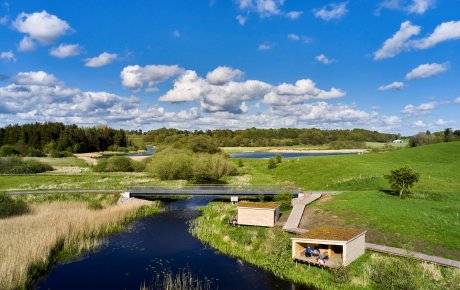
[{"xmin": 35, "ymin": 197, "xmax": 311, "ymax": 290}]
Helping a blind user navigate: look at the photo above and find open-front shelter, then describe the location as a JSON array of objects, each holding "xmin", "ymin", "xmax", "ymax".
[
  {"xmin": 237, "ymin": 202, "xmax": 280, "ymax": 227},
  {"xmin": 292, "ymin": 227, "xmax": 366, "ymax": 268}
]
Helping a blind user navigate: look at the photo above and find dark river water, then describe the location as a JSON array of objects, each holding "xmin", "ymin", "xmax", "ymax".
[{"xmin": 35, "ymin": 197, "xmax": 311, "ymax": 290}]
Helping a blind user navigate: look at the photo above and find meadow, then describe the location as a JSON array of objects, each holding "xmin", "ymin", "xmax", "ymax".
[
  {"xmin": 0, "ymin": 197, "xmax": 162, "ymax": 290},
  {"xmin": 190, "ymin": 202, "xmax": 460, "ymax": 289}
]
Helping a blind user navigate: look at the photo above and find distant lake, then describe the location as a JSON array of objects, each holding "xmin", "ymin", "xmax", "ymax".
[
  {"xmin": 230, "ymin": 152, "xmax": 358, "ymax": 159},
  {"xmin": 125, "ymin": 146, "xmax": 155, "ymax": 157}
]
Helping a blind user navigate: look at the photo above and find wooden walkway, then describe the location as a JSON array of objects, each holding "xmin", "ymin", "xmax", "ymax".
[
  {"xmin": 283, "ymin": 193, "xmax": 322, "ymax": 232},
  {"xmin": 366, "ymin": 243, "xmax": 460, "ymax": 269}
]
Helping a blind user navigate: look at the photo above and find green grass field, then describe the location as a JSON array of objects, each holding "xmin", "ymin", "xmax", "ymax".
[
  {"xmin": 240, "ymin": 142, "xmax": 460, "ymax": 192},
  {"xmin": 24, "ymin": 157, "xmax": 88, "ymax": 167}
]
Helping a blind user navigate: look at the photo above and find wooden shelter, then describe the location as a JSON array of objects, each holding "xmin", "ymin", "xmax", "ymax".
[
  {"xmin": 237, "ymin": 202, "xmax": 280, "ymax": 227},
  {"xmin": 291, "ymin": 227, "xmax": 366, "ymax": 268}
]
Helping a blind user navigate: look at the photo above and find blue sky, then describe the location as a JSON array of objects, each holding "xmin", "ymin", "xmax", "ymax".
[{"xmin": 0, "ymin": 0, "xmax": 459, "ymax": 134}]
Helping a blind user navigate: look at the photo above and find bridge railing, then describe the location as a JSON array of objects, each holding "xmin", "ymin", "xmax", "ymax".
[{"xmin": 128, "ymin": 185, "xmax": 299, "ymax": 196}]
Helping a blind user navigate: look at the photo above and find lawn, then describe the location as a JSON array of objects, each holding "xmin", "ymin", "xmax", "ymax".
[{"xmin": 240, "ymin": 142, "xmax": 460, "ymax": 192}]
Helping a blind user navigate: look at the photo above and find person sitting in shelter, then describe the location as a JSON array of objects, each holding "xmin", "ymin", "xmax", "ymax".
[
  {"xmin": 312, "ymin": 248, "xmax": 320, "ymax": 256},
  {"xmin": 319, "ymin": 252, "xmax": 329, "ymax": 261},
  {"xmin": 305, "ymin": 246, "xmax": 313, "ymax": 257},
  {"xmin": 317, "ymin": 256, "xmax": 326, "ymax": 268}
]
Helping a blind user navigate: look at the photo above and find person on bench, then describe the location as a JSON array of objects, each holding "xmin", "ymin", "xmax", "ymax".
[{"xmin": 305, "ymin": 246, "xmax": 313, "ymax": 257}]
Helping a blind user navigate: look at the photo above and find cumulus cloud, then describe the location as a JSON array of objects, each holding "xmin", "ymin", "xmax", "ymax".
[
  {"xmin": 313, "ymin": 2, "xmax": 348, "ymax": 21},
  {"xmin": 236, "ymin": 0, "xmax": 284, "ymax": 18},
  {"xmin": 374, "ymin": 21, "xmax": 420, "ymax": 60},
  {"xmin": 263, "ymin": 79, "xmax": 345, "ymax": 106},
  {"xmin": 258, "ymin": 43, "xmax": 272, "ymax": 50},
  {"xmin": 287, "ymin": 34, "xmax": 312, "ymax": 43},
  {"xmin": 286, "ymin": 11, "xmax": 303, "ymax": 19},
  {"xmin": 18, "ymin": 36, "xmax": 36, "ymax": 52},
  {"xmin": 374, "ymin": 20, "xmax": 460, "ymax": 59},
  {"xmin": 0, "ymin": 50, "xmax": 15, "ymax": 62},
  {"xmin": 412, "ymin": 21, "xmax": 460, "ymax": 49},
  {"xmin": 377, "ymin": 0, "xmax": 435, "ymax": 15},
  {"xmin": 315, "ymin": 54, "xmax": 334, "ymax": 64},
  {"xmin": 49, "ymin": 43, "xmax": 83, "ymax": 58},
  {"xmin": 405, "ymin": 62, "xmax": 448, "ymax": 80},
  {"xmin": 120, "ymin": 64, "xmax": 184, "ymax": 91},
  {"xmin": 413, "ymin": 120, "xmax": 427, "ymax": 127},
  {"xmin": 14, "ymin": 71, "xmax": 61, "ymax": 86},
  {"xmin": 401, "ymin": 101, "xmax": 437, "ymax": 115},
  {"xmin": 206, "ymin": 66, "xmax": 244, "ymax": 85},
  {"xmin": 378, "ymin": 81, "xmax": 404, "ymax": 91},
  {"xmin": 13, "ymin": 11, "xmax": 71, "ymax": 47},
  {"xmin": 382, "ymin": 115, "xmax": 402, "ymax": 126},
  {"xmin": 84, "ymin": 52, "xmax": 117, "ymax": 68},
  {"xmin": 434, "ymin": 118, "xmax": 453, "ymax": 126},
  {"xmin": 236, "ymin": 15, "xmax": 247, "ymax": 25}
]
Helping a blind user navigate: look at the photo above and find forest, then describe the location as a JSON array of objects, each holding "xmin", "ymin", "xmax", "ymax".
[{"xmin": 0, "ymin": 122, "xmax": 128, "ymax": 155}]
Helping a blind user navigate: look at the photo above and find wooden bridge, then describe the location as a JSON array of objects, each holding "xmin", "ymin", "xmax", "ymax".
[{"xmin": 127, "ymin": 185, "xmax": 298, "ymax": 198}]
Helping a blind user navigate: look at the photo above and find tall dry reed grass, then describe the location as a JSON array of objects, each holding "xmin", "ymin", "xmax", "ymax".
[{"xmin": 0, "ymin": 199, "xmax": 158, "ymax": 289}]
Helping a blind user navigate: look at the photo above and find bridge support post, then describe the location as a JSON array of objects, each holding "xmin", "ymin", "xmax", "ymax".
[
  {"xmin": 230, "ymin": 196, "xmax": 238, "ymax": 204},
  {"xmin": 121, "ymin": 192, "xmax": 131, "ymax": 198}
]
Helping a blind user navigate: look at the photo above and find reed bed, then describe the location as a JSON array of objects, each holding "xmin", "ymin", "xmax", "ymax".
[
  {"xmin": 0, "ymin": 199, "xmax": 161, "ymax": 289},
  {"xmin": 141, "ymin": 269, "xmax": 213, "ymax": 290}
]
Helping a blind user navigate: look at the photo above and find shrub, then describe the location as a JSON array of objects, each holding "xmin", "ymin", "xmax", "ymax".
[
  {"xmin": 28, "ymin": 149, "xmax": 46, "ymax": 157},
  {"xmin": 93, "ymin": 156, "xmax": 139, "ymax": 172},
  {"xmin": 146, "ymin": 149, "xmax": 193, "ymax": 180},
  {"xmin": 237, "ymin": 159, "xmax": 244, "ymax": 167},
  {"xmin": 50, "ymin": 150, "xmax": 73, "ymax": 158},
  {"xmin": 274, "ymin": 191, "xmax": 293, "ymax": 211},
  {"xmin": 329, "ymin": 140, "xmax": 366, "ymax": 149},
  {"xmin": 130, "ymin": 160, "xmax": 146, "ymax": 172},
  {"xmin": 267, "ymin": 158, "xmax": 276, "ymax": 169},
  {"xmin": 384, "ymin": 166, "xmax": 420, "ymax": 197},
  {"xmin": 0, "ymin": 145, "xmax": 20, "ymax": 157},
  {"xmin": 0, "ymin": 157, "xmax": 53, "ymax": 174},
  {"xmin": 0, "ymin": 193, "xmax": 29, "ymax": 218},
  {"xmin": 92, "ymin": 158, "xmax": 109, "ymax": 172},
  {"xmin": 275, "ymin": 153, "xmax": 282, "ymax": 164}
]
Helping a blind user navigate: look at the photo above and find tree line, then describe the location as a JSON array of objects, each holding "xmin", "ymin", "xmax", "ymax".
[
  {"xmin": 0, "ymin": 122, "xmax": 129, "ymax": 155},
  {"xmin": 409, "ymin": 128, "xmax": 460, "ymax": 147},
  {"xmin": 138, "ymin": 127, "xmax": 400, "ymax": 147}
]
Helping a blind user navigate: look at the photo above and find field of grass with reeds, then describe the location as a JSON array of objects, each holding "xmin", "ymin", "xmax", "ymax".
[
  {"xmin": 190, "ymin": 202, "xmax": 460, "ymax": 289},
  {"xmin": 0, "ymin": 197, "xmax": 163, "ymax": 290}
]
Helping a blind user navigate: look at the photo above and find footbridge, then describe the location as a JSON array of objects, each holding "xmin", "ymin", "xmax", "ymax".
[{"xmin": 127, "ymin": 185, "xmax": 299, "ymax": 198}]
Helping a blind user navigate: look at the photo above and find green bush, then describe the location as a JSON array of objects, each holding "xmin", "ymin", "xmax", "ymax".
[
  {"xmin": 275, "ymin": 154, "xmax": 282, "ymax": 164},
  {"xmin": 50, "ymin": 150, "xmax": 73, "ymax": 158},
  {"xmin": 93, "ymin": 156, "xmax": 141, "ymax": 172},
  {"xmin": 0, "ymin": 193, "xmax": 29, "ymax": 218},
  {"xmin": 92, "ymin": 158, "xmax": 109, "ymax": 172},
  {"xmin": 130, "ymin": 159, "xmax": 146, "ymax": 172},
  {"xmin": 267, "ymin": 158, "xmax": 276, "ymax": 169},
  {"xmin": 329, "ymin": 140, "xmax": 366, "ymax": 149},
  {"xmin": 87, "ymin": 200, "xmax": 103, "ymax": 210},
  {"xmin": 0, "ymin": 157, "xmax": 53, "ymax": 174},
  {"xmin": 274, "ymin": 191, "xmax": 293, "ymax": 211},
  {"xmin": 0, "ymin": 145, "xmax": 20, "ymax": 157}
]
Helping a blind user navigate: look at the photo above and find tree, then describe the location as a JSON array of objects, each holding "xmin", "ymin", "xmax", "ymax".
[
  {"xmin": 267, "ymin": 158, "xmax": 276, "ymax": 169},
  {"xmin": 275, "ymin": 153, "xmax": 282, "ymax": 164},
  {"xmin": 384, "ymin": 167, "xmax": 420, "ymax": 197}
]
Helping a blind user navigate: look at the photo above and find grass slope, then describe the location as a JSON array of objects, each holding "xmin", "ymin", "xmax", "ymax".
[{"xmin": 242, "ymin": 142, "xmax": 460, "ymax": 192}]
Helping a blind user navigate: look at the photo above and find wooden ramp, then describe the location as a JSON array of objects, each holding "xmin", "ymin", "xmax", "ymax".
[
  {"xmin": 283, "ymin": 193, "xmax": 322, "ymax": 232},
  {"xmin": 366, "ymin": 243, "xmax": 460, "ymax": 269}
]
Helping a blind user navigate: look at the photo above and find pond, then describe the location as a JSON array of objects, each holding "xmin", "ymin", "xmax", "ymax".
[
  {"xmin": 34, "ymin": 197, "xmax": 312, "ymax": 290},
  {"xmin": 125, "ymin": 146, "xmax": 156, "ymax": 157}
]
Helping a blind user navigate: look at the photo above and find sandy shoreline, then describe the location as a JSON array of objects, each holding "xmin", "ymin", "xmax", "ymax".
[{"xmin": 74, "ymin": 152, "xmax": 150, "ymax": 165}]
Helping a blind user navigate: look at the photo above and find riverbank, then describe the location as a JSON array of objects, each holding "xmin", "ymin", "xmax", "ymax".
[
  {"xmin": 190, "ymin": 202, "xmax": 460, "ymax": 289},
  {"xmin": 0, "ymin": 197, "xmax": 162, "ymax": 290}
]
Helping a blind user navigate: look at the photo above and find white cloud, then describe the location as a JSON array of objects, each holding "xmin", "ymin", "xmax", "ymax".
[
  {"xmin": 402, "ymin": 101, "xmax": 437, "ymax": 115},
  {"xmin": 405, "ymin": 62, "xmax": 448, "ymax": 80},
  {"xmin": 236, "ymin": 0, "xmax": 283, "ymax": 18},
  {"xmin": 413, "ymin": 120, "xmax": 427, "ymax": 127},
  {"xmin": 286, "ymin": 11, "xmax": 303, "ymax": 19},
  {"xmin": 84, "ymin": 52, "xmax": 117, "ymax": 68},
  {"xmin": 374, "ymin": 20, "xmax": 460, "ymax": 59},
  {"xmin": 313, "ymin": 2, "xmax": 348, "ymax": 21},
  {"xmin": 378, "ymin": 81, "xmax": 404, "ymax": 91},
  {"xmin": 0, "ymin": 50, "xmax": 15, "ymax": 62},
  {"xmin": 13, "ymin": 11, "xmax": 71, "ymax": 45},
  {"xmin": 14, "ymin": 71, "xmax": 61, "ymax": 86},
  {"xmin": 412, "ymin": 21, "xmax": 460, "ymax": 49},
  {"xmin": 434, "ymin": 118, "xmax": 453, "ymax": 126},
  {"xmin": 382, "ymin": 115, "xmax": 402, "ymax": 126},
  {"xmin": 315, "ymin": 54, "xmax": 334, "ymax": 64},
  {"xmin": 236, "ymin": 15, "xmax": 247, "ymax": 25},
  {"xmin": 407, "ymin": 0, "xmax": 435, "ymax": 14},
  {"xmin": 120, "ymin": 64, "xmax": 184, "ymax": 91},
  {"xmin": 206, "ymin": 66, "xmax": 244, "ymax": 85},
  {"xmin": 455, "ymin": 97, "xmax": 460, "ymax": 104},
  {"xmin": 49, "ymin": 43, "xmax": 83, "ymax": 58},
  {"xmin": 263, "ymin": 79, "xmax": 345, "ymax": 106},
  {"xmin": 288, "ymin": 33, "xmax": 300, "ymax": 41},
  {"xmin": 172, "ymin": 30, "xmax": 181, "ymax": 38},
  {"xmin": 18, "ymin": 36, "xmax": 36, "ymax": 52},
  {"xmin": 374, "ymin": 21, "xmax": 420, "ymax": 60},
  {"xmin": 258, "ymin": 43, "xmax": 271, "ymax": 50}
]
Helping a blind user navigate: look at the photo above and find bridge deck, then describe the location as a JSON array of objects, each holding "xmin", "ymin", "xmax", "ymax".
[{"xmin": 129, "ymin": 185, "xmax": 296, "ymax": 196}]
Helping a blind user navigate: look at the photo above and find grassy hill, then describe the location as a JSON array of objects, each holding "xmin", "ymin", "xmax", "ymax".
[{"xmin": 242, "ymin": 142, "xmax": 460, "ymax": 192}]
